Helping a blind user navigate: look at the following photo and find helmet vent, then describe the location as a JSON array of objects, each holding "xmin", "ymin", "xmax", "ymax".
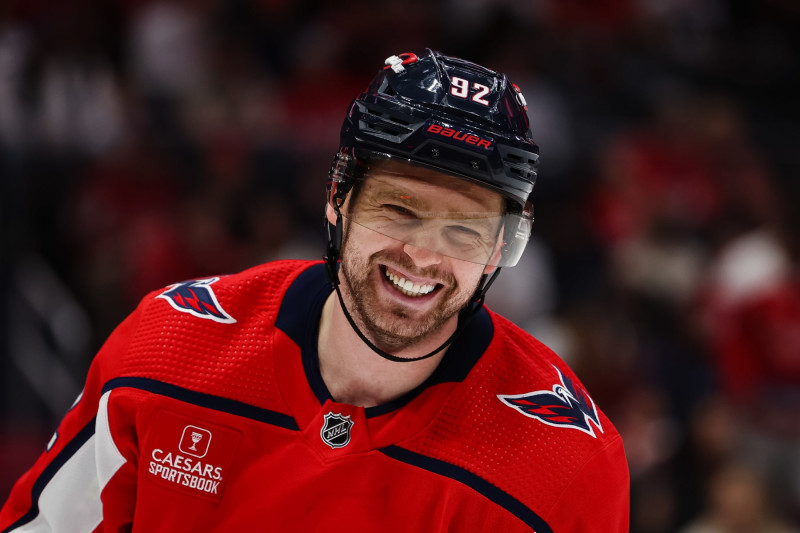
[
  {"xmin": 387, "ymin": 115, "xmax": 411, "ymax": 126},
  {"xmin": 360, "ymin": 116, "xmax": 408, "ymax": 137},
  {"xmin": 371, "ymin": 107, "xmax": 412, "ymax": 126},
  {"xmin": 503, "ymin": 152, "xmax": 538, "ymax": 166},
  {"xmin": 508, "ymin": 166, "xmax": 536, "ymax": 180},
  {"xmin": 357, "ymin": 102, "xmax": 421, "ymax": 142}
]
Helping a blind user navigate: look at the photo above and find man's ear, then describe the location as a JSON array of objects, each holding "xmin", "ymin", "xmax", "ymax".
[
  {"xmin": 325, "ymin": 201, "xmax": 337, "ymax": 226},
  {"xmin": 326, "ymin": 179, "xmax": 350, "ymax": 226}
]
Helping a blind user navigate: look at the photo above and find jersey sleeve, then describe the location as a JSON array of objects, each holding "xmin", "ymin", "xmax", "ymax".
[
  {"xmin": 546, "ymin": 434, "xmax": 630, "ymax": 531},
  {"xmin": 0, "ymin": 306, "xmax": 142, "ymax": 533}
]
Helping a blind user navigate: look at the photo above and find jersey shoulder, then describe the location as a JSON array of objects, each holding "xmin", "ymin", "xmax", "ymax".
[
  {"xmin": 102, "ymin": 259, "xmax": 321, "ymax": 409},
  {"xmin": 483, "ymin": 311, "xmax": 615, "ymax": 443},
  {"xmin": 405, "ymin": 309, "xmax": 627, "ymax": 525}
]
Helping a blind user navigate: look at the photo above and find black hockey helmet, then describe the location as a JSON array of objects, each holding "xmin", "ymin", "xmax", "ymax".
[{"xmin": 329, "ymin": 49, "xmax": 540, "ymax": 267}]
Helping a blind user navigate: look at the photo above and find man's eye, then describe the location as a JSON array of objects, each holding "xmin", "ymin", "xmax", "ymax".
[
  {"xmin": 383, "ymin": 204, "xmax": 415, "ymax": 217},
  {"xmin": 449, "ymin": 225, "xmax": 481, "ymax": 238}
]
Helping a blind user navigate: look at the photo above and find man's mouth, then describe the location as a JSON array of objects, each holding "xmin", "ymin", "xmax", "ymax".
[{"xmin": 382, "ymin": 266, "xmax": 440, "ymax": 297}]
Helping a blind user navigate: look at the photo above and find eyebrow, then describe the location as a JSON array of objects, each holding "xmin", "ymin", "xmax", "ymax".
[
  {"xmin": 370, "ymin": 186, "xmax": 425, "ymax": 209},
  {"xmin": 368, "ymin": 187, "xmax": 501, "ymax": 235}
]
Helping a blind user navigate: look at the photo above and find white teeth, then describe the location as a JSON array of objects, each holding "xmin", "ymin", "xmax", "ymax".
[{"xmin": 385, "ymin": 269, "xmax": 436, "ymax": 297}]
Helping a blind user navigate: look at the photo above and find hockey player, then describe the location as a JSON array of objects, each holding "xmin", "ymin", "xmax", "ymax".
[{"xmin": 1, "ymin": 49, "xmax": 629, "ymax": 532}]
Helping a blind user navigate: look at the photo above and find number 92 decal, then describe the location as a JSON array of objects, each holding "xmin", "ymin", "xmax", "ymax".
[{"xmin": 449, "ymin": 76, "xmax": 491, "ymax": 106}]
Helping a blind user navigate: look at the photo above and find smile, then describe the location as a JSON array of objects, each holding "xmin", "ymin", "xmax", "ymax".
[{"xmin": 383, "ymin": 267, "xmax": 438, "ymax": 297}]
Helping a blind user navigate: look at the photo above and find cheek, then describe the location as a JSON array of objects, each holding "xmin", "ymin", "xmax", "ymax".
[
  {"xmin": 343, "ymin": 222, "xmax": 406, "ymax": 258},
  {"xmin": 450, "ymin": 261, "xmax": 487, "ymax": 292}
]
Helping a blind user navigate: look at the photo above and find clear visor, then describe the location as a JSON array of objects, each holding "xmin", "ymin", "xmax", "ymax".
[{"xmin": 332, "ymin": 158, "xmax": 532, "ymax": 267}]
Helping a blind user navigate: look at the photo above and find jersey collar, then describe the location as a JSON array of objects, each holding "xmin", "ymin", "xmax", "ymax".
[{"xmin": 275, "ymin": 262, "xmax": 493, "ymax": 417}]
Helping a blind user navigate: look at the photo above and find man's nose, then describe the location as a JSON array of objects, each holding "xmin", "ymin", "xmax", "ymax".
[{"xmin": 402, "ymin": 241, "xmax": 444, "ymax": 268}]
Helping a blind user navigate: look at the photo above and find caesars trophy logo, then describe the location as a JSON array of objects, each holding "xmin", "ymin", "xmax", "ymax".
[
  {"xmin": 179, "ymin": 425, "xmax": 212, "ymax": 458},
  {"xmin": 320, "ymin": 412, "xmax": 354, "ymax": 449}
]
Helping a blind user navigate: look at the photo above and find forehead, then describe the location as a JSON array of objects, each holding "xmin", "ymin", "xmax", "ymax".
[{"xmin": 359, "ymin": 160, "xmax": 504, "ymax": 213}]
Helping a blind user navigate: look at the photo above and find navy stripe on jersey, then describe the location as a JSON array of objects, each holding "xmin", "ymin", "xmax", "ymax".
[
  {"xmin": 1, "ymin": 420, "xmax": 96, "ymax": 533},
  {"xmin": 102, "ymin": 377, "xmax": 299, "ymax": 431},
  {"xmin": 275, "ymin": 263, "xmax": 337, "ymax": 406},
  {"xmin": 275, "ymin": 262, "xmax": 494, "ymax": 417},
  {"xmin": 380, "ymin": 445, "xmax": 553, "ymax": 533},
  {"xmin": 275, "ymin": 262, "xmax": 331, "ymax": 353}
]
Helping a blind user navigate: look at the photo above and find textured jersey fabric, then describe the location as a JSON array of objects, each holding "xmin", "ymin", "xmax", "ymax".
[{"xmin": 0, "ymin": 260, "xmax": 629, "ymax": 532}]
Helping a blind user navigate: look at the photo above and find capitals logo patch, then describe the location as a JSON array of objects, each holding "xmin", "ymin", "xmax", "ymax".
[
  {"xmin": 157, "ymin": 278, "xmax": 235, "ymax": 324},
  {"xmin": 498, "ymin": 365, "xmax": 603, "ymax": 438}
]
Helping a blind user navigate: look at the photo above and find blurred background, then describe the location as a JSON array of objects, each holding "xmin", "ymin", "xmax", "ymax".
[{"xmin": 1, "ymin": 0, "xmax": 799, "ymax": 530}]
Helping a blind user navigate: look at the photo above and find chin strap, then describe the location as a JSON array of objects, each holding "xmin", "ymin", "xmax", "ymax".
[{"xmin": 324, "ymin": 205, "xmax": 500, "ymax": 363}]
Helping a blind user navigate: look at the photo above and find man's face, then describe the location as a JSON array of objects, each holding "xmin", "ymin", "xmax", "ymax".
[{"xmin": 329, "ymin": 162, "xmax": 505, "ymax": 353}]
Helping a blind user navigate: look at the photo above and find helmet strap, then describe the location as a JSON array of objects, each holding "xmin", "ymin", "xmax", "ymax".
[
  {"xmin": 323, "ymin": 202, "xmax": 500, "ymax": 363},
  {"xmin": 324, "ymin": 220, "xmax": 343, "ymax": 289}
]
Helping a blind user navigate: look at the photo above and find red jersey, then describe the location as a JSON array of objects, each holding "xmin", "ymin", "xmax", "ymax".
[{"xmin": 1, "ymin": 260, "xmax": 629, "ymax": 532}]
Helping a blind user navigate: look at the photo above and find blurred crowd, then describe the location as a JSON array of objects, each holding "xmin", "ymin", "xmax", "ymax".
[{"xmin": 1, "ymin": 0, "xmax": 799, "ymax": 530}]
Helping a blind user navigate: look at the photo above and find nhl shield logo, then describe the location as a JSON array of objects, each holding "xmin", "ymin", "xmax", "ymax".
[{"xmin": 320, "ymin": 412, "xmax": 354, "ymax": 449}]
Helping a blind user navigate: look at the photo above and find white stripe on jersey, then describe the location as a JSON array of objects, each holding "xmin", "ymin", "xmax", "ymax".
[
  {"xmin": 96, "ymin": 390, "xmax": 126, "ymax": 489},
  {"xmin": 12, "ymin": 435, "xmax": 102, "ymax": 532},
  {"xmin": 11, "ymin": 391, "xmax": 127, "ymax": 532}
]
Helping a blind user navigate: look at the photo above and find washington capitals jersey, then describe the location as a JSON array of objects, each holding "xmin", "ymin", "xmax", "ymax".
[{"xmin": 0, "ymin": 260, "xmax": 629, "ymax": 532}]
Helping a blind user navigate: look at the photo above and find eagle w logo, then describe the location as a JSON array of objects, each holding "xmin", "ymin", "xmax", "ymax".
[
  {"xmin": 157, "ymin": 278, "xmax": 236, "ymax": 324},
  {"xmin": 498, "ymin": 366, "xmax": 603, "ymax": 438}
]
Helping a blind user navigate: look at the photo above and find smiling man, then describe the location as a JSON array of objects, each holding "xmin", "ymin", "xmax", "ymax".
[
  {"xmin": 337, "ymin": 164, "xmax": 504, "ymax": 345},
  {"xmin": 1, "ymin": 50, "xmax": 629, "ymax": 532}
]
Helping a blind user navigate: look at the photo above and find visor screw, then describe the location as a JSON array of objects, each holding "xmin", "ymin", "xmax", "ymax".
[
  {"xmin": 470, "ymin": 160, "xmax": 479, "ymax": 170},
  {"xmin": 431, "ymin": 148, "xmax": 439, "ymax": 158}
]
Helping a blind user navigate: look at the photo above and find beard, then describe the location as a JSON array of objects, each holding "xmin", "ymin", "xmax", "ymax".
[{"xmin": 339, "ymin": 236, "xmax": 477, "ymax": 353}]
